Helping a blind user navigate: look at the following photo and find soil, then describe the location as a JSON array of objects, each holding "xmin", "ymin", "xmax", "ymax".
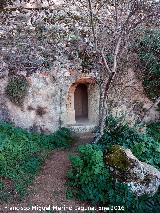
[{"xmin": 0, "ymin": 133, "xmax": 96, "ymax": 213}]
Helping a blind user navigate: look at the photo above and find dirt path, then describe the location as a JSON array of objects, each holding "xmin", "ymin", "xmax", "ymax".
[{"xmin": 1, "ymin": 133, "xmax": 95, "ymax": 213}]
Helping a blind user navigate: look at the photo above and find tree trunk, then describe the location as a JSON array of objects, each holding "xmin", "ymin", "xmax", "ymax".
[
  {"xmin": 93, "ymin": 73, "xmax": 115, "ymax": 143},
  {"xmin": 92, "ymin": 83, "xmax": 106, "ymax": 143}
]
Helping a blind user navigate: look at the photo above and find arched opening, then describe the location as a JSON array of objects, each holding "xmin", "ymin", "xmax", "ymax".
[
  {"xmin": 65, "ymin": 77, "xmax": 99, "ymax": 127},
  {"xmin": 74, "ymin": 84, "xmax": 88, "ymax": 122}
]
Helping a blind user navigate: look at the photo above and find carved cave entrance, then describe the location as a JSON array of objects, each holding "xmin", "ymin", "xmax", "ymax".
[
  {"xmin": 74, "ymin": 84, "xmax": 88, "ymax": 122},
  {"xmin": 66, "ymin": 77, "xmax": 99, "ymax": 126}
]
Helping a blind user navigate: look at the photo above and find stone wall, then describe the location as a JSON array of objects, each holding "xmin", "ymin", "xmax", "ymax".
[{"xmin": 1, "ymin": 1, "xmax": 159, "ymax": 133}]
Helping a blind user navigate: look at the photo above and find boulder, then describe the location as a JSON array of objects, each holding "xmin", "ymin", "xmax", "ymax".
[{"xmin": 105, "ymin": 145, "xmax": 160, "ymax": 196}]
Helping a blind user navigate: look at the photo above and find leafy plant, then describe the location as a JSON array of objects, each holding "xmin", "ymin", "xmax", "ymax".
[
  {"xmin": 136, "ymin": 30, "xmax": 160, "ymax": 100},
  {"xmin": 5, "ymin": 75, "xmax": 29, "ymax": 106},
  {"xmin": 66, "ymin": 144, "xmax": 110, "ymax": 204},
  {"xmin": 147, "ymin": 122, "xmax": 160, "ymax": 143},
  {"xmin": 98, "ymin": 116, "xmax": 160, "ymax": 168},
  {"xmin": 66, "ymin": 116, "xmax": 160, "ymax": 212},
  {"xmin": 0, "ymin": 122, "xmax": 72, "ymax": 203}
]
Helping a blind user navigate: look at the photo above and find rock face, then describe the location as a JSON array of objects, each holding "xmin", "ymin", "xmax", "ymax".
[
  {"xmin": 105, "ymin": 145, "xmax": 160, "ymax": 196},
  {"xmin": 0, "ymin": 71, "xmax": 100, "ymax": 133},
  {"xmin": 0, "ymin": 1, "xmax": 159, "ymax": 133},
  {"xmin": 0, "ymin": 102, "xmax": 11, "ymax": 122}
]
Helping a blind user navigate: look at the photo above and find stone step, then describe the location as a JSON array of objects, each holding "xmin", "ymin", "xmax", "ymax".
[{"xmin": 68, "ymin": 124, "xmax": 97, "ymax": 133}]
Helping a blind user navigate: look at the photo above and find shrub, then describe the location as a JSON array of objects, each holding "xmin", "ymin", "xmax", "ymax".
[
  {"xmin": 0, "ymin": 122, "xmax": 72, "ymax": 203},
  {"xmin": 67, "ymin": 144, "xmax": 110, "ymax": 204},
  {"xmin": 67, "ymin": 116, "xmax": 160, "ymax": 212},
  {"xmin": 67, "ymin": 144, "xmax": 160, "ymax": 212},
  {"xmin": 136, "ymin": 30, "xmax": 160, "ymax": 101},
  {"xmin": 147, "ymin": 122, "xmax": 160, "ymax": 143},
  {"xmin": 98, "ymin": 116, "xmax": 160, "ymax": 169},
  {"xmin": 5, "ymin": 75, "xmax": 29, "ymax": 106}
]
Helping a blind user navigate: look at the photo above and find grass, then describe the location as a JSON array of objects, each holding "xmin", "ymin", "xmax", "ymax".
[{"xmin": 0, "ymin": 122, "xmax": 73, "ymax": 203}]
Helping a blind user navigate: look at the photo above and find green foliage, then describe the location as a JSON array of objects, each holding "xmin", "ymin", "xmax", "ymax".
[
  {"xmin": 147, "ymin": 122, "xmax": 160, "ymax": 143},
  {"xmin": 0, "ymin": 122, "xmax": 72, "ymax": 203},
  {"xmin": 137, "ymin": 30, "xmax": 160, "ymax": 100},
  {"xmin": 67, "ymin": 116, "xmax": 160, "ymax": 212},
  {"xmin": 99, "ymin": 116, "xmax": 160, "ymax": 169},
  {"xmin": 5, "ymin": 75, "xmax": 29, "ymax": 106},
  {"xmin": 66, "ymin": 144, "xmax": 110, "ymax": 204}
]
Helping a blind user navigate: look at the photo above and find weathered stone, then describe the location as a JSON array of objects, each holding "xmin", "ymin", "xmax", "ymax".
[
  {"xmin": 0, "ymin": 102, "xmax": 11, "ymax": 122},
  {"xmin": 0, "ymin": 64, "xmax": 159, "ymax": 134},
  {"xmin": 105, "ymin": 145, "xmax": 160, "ymax": 196},
  {"xmin": 0, "ymin": 0, "xmax": 160, "ymax": 135}
]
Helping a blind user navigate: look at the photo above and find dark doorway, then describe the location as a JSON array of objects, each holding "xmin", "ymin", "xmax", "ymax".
[{"xmin": 74, "ymin": 84, "xmax": 88, "ymax": 120}]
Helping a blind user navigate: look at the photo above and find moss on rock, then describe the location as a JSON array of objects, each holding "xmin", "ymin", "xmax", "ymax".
[
  {"xmin": 5, "ymin": 75, "xmax": 29, "ymax": 106},
  {"xmin": 105, "ymin": 145, "xmax": 131, "ymax": 171}
]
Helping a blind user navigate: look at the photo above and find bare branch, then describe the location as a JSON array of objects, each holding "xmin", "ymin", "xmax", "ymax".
[
  {"xmin": 114, "ymin": 0, "xmax": 118, "ymax": 29},
  {"xmin": 112, "ymin": 36, "xmax": 122, "ymax": 73},
  {"xmin": 101, "ymin": 46, "xmax": 112, "ymax": 74},
  {"xmin": 88, "ymin": 0, "xmax": 97, "ymax": 51}
]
